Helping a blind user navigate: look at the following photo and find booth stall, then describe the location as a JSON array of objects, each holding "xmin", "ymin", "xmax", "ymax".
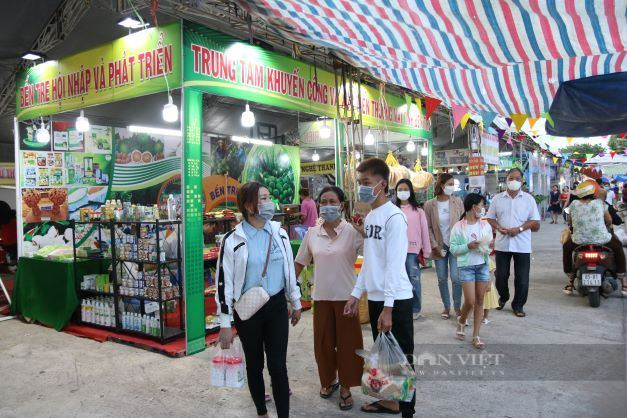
[{"xmin": 11, "ymin": 20, "xmax": 433, "ymax": 356}]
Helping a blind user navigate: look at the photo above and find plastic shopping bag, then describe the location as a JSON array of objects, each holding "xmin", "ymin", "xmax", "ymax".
[
  {"xmin": 357, "ymin": 332, "xmax": 416, "ymax": 402},
  {"xmin": 210, "ymin": 340, "xmax": 245, "ymax": 388}
]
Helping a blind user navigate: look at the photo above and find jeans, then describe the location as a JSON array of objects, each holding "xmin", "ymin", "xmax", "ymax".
[
  {"xmin": 234, "ymin": 291, "xmax": 290, "ymax": 418},
  {"xmin": 368, "ymin": 299, "xmax": 416, "ymax": 417},
  {"xmin": 494, "ymin": 251, "xmax": 530, "ymax": 311},
  {"xmin": 405, "ymin": 254, "xmax": 421, "ymax": 314},
  {"xmin": 434, "ymin": 245, "xmax": 462, "ymax": 310}
]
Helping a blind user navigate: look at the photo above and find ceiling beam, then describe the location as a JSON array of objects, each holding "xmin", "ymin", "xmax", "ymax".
[{"xmin": 0, "ymin": 0, "xmax": 91, "ymax": 117}]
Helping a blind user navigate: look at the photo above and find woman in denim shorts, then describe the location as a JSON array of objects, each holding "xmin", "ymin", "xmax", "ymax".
[{"xmin": 449, "ymin": 193, "xmax": 493, "ymax": 349}]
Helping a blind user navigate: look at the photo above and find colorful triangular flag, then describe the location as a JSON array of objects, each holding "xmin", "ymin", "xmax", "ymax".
[
  {"xmin": 567, "ymin": 137, "xmax": 573, "ymax": 144},
  {"xmin": 541, "ymin": 112, "xmax": 555, "ymax": 128},
  {"xmin": 505, "ymin": 117, "xmax": 513, "ymax": 127},
  {"xmin": 415, "ymin": 98, "xmax": 422, "ymax": 117},
  {"xmin": 510, "ymin": 113, "xmax": 528, "ymax": 131},
  {"xmin": 496, "ymin": 129, "xmax": 506, "ymax": 140},
  {"xmin": 460, "ymin": 113, "xmax": 471, "ymax": 130},
  {"xmin": 552, "ymin": 157, "xmax": 559, "ymax": 164},
  {"xmin": 619, "ymin": 133, "xmax": 626, "ymax": 139},
  {"xmin": 405, "ymin": 94, "xmax": 411, "ymax": 114},
  {"xmin": 585, "ymin": 153, "xmax": 593, "ymax": 160},
  {"xmin": 480, "ymin": 111, "xmax": 497, "ymax": 129},
  {"xmin": 452, "ymin": 103, "xmax": 469, "ymax": 128},
  {"xmin": 424, "ymin": 96, "xmax": 442, "ymax": 120},
  {"xmin": 528, "ymin": 118, "xmax": 538, "ymax": 129},
  {"xmin": 611, "ymin": 151, "xmax": 617, "ymax": 159}
]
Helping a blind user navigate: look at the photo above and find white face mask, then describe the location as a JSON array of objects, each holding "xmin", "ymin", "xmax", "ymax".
[
  {"xmin": 443, "ymin": 185, "xmax": 455, "ymax": 196},
  {"xmin": 507, "ymin": 180, "xmax": 522, "ymax": 191},
  {"xmin": 397, "ymin": 191, "xmax": 411, "ymax": 201},
  {"xmin": 476, "ymin": 207, "xmax": 486, "ymax": 217}
]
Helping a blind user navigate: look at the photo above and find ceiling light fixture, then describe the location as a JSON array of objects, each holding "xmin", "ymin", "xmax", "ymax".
[
  {"xmin": 75, "ymin": 110, "xmax": 90, "ymax": 133},
  {"xmin": 364, "ymin": 129, "xmax": 375, "ymax": 146},
  {"xmin": 35, "ymin": 119, "xmax": 50, "ymax": 143},
  {"xmin": 22, "ymin": 51, "xmax": 43, "ymax": 61},
  {"xmin": 128, "ymin": 125, "xmax": 182, "ymax": 137},
  {"xmin": 421, "ymin": 144, "xmax": 428, "ymax": 156},
  {"xmin": 231, "ymin": 136, "xmax": 272, "ymax": 146},
  {"xmin": 355, "ymin": 151, "xmax": 361, "ymax": 160},
  {"xmin": 406, "ymin": 140, "xmax": 416, "ymax": 152},
  {"xmin": 162, "ymin": 94, "xmax": 178, "ymax": 122},
  {"xmin": 319, "ymin": 120, "xmax": 331, "ymax": 139},
  {"xmin": 117, "ymin": 16, "xmax": 149, "ymax": 29},
  {"xmin": 312, "ymin": 150, "xmax": 320, "ymax": 162},
  {"xmin": 241, "ymin": 103, "xmax": 255, "ymax": 128}
]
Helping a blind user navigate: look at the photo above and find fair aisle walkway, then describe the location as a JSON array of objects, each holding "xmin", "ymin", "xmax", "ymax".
[{"xmin": 1, "ymin": 222, "xmax": 626, "ymax": 417}]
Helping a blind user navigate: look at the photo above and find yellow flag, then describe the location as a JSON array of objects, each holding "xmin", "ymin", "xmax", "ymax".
[
  {"xmin": 415, "ymin": 98, "xmax": 422, "ymax": 117},
  {"xmin": 567, "ymin": 137, "xmax": 573, "ymax": 144},
  {"xmin": 528, "ymin": 118, "xmax": 538, "ymax": 129},
  {"xmin": 552, "ymin": 157, "xmax": 559, "ymax": 164},
  {"xmin": 510, "ymin": 113, "xmax": 528, "ymax": 131},
  {"xmin": 460, "ymin": 113, "xmax": 471, "ymax": 130}
]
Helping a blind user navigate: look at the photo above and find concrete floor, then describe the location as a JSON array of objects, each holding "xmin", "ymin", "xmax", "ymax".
[{"xmin": 1, "ymin": 222, "xmax": 626, "ymax": 418}]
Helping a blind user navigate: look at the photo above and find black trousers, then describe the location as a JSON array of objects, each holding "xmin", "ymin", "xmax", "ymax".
[
  {"xmin": 495, "ymin": 251, "xmax": 531, "ymax": 311},
  {"xmin": 368, "ymin": 299, "xmax": 416, "ymax": 417},
  {"xmin": 234, "ymin": 291, "xmax": 289, "ymax": 418}
]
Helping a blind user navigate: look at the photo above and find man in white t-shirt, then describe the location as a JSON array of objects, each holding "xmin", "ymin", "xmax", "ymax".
[
  {"xmin": 344, "ymin": 157, "xmax": 415, "ymax": 417},
  {"xmin": 486, "ymin": 168, "xmax": 541, "ymax": 317}
]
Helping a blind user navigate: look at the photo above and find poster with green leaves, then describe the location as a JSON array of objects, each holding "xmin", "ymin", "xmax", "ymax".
[{"xmin": 240, "ymin": 145, "xmax": 300, "ymax": 205}]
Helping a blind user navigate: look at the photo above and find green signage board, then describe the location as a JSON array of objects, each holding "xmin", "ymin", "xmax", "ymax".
[
  {"xmin": 16, "ymin": 22, "xmax": 182, "ymax": 121},
  {"xmin": 183, "ymin": 23, "xmax": 430, "ymax": 138},
  {"xmin": 183, "ymin": 88, "xmax": 205, "ymax": 354}
]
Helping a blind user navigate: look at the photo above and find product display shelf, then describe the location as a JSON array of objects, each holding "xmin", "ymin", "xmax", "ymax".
[{"xmin": 72, "ymin": 220, "xmax": 185, "ymax": 344}]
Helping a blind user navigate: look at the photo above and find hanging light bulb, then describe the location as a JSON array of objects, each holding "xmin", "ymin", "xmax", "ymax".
[
  {"xmin": 421, "ymin": 144, "xmax": 428, "ymax": 156},
  {"xmin": 162, "ymin": 94, "xmax": 178, "ymax": 122},
  {"xmin": 36, "ymin": 119, "xmax": 50, "ymax": 143},
  {"xmin": 355, "ymin": 151, "xmax": 361, "ymax": 160},
  {"xmin": 312, "ymin": 150, "xmax": 320, "ymax": 162},
  {"xmin": 406, "ymin": 140, "xmax": 416, "ymax": 152},
  {"xmin": 319, "ymin": 120, "xmax": 331, "ymax": 139},
  {"xmin": 75, "ymin": 110, "xmax": 90, "ymax": 132},
  {"xmin": 364, "ymin": 129, "xmax": 375, "ymax": 146},
  {"xmin": 241, "ymin": 103, "xmax": 255, "ymax": 128}
]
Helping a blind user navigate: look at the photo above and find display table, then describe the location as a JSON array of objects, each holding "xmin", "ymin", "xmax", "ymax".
[{"xmin": 10, "ymin": 257, "xmax": 103, "ymax": 331}]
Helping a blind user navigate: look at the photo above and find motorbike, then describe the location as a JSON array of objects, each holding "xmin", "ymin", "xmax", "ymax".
[{"xmin": 572, "ymin": 244, "xmax": 619, "ymax": 307}]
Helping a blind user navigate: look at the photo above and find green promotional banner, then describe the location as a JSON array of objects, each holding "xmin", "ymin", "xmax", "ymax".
[
  {"xmin": 183, "ymin": 88, "xmax": 205, "ymax": 355},
  {"xmin": 16, "ymin": 22, "xmax": 182, "ymax": 121},
  {"xmin": 183, "ymin": 23, "xmax": 430, "ymax": 138}
]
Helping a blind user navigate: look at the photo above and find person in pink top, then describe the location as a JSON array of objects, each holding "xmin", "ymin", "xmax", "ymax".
[
  {"xmin": 395, "ymin": 179, "xmax": 432, "ymax": 320},
  {"xmin": 299, "ymin": 189, "xmax": 318, "ymax": 228}
]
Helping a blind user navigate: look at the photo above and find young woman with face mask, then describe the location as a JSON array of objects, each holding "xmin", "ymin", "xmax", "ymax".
[
  {"xmin": 216, "ymin": 182, "xmax": 302, "ymax": 418},
  {"xmin": 449, "ymin": 193, "xmax": 494, "ymax": 349},
  {"xmin": 294, "ymin": 186, "xmax": 365, "ymax": 411},
  {"xmin": 395, "ymin": 179, "xmax": 431, "ymax": 320},
  {"xmin": 423, "ymin": 173, "xmax": 465, "ymax": 320}
]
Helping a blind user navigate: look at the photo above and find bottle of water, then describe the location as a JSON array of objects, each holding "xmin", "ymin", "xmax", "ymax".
[{"xmin": 167, "ymin": 194, "xmax": 176, "ymax": 221}]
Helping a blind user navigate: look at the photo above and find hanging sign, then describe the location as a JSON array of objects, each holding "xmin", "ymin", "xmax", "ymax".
[
  {"xmin": 468, "ymin": 156, "xmax": 485, "ymax": 176},
  {"xmin": 480, "ymin": 132, "xmax": 499, "ymax": 165},
  {"xmin": 182, "ymin": 23, "xmax": 430, "ymax": 138},
  {"xmin": 16, "ymin": 22, "xmax": 182, "ymax": 121},
  {"xmin": 301, "ymin": 160, "xmax": 336, "ymax": 175}
]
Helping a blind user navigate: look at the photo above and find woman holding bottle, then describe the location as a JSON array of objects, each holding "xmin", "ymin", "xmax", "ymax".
[
  {"xmin": 394, "ymin": 179, "xmax": 431, "ymax": 320},
  {"xmin": 217, "ymin": 182, "xmax": 302, "ymax": 418},
  {"xmin": 424, "ymin": 174, "xmax": 464, "ymax": 320},
  {"xmin": 294, "ymin": 186, "xmax": 364, "ymax": 411}
]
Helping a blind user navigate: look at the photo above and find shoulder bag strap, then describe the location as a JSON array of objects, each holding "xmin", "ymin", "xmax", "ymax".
[{"xmin": 258, "ymin": 232, "xmax": 273, "ymax": 286}]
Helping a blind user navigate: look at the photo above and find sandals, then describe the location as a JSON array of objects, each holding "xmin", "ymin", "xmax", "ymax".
[
  {"xmin": 319, "ymin": 382, "xmax": 339, "ymax": 399},
  {"xmin": 339, "ymin": 391, "xmax": 353, "ymax": 411},
  {"xmin": 472, "ymin": 336, "xmax": 485, "ymax": 349},
  {"xmin": 563, "ymin": 284, "xmax": 574, "ymax": 295},
  {"xmin": 440, "ymin": 310, "xmax": 450, "ymax": 320},
  {"xmin": 495, "ymin": 299, "xmax": 506, "ymax": 310},
  {"xmin": 514, "ymin": 310, "xmax": 526, "ymax": 317},
  {"xmin": 361, "ymin": 401, "xmax": 400, "ymax": 414},
  {"xmin": 455, "ymin": 317, "xmax": 465, "ymax": 340}
]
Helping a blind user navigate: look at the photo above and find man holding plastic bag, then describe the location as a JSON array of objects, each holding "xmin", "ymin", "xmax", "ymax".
[{"xmin": 344, "ymin": 158, "xmax": 416, "ymax": 416}]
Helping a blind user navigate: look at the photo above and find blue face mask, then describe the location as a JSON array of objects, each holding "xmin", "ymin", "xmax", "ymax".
[
  {"xmin": 320, "ymin": 205, "xmax": 341, "ymax": 222},
  {"xmin": 358, "ymin": 181, "xmax": 382, "ymax": 204},
  {"xmin": 257, "ymin": 202, "xmax": 275, "ymax": 221}
]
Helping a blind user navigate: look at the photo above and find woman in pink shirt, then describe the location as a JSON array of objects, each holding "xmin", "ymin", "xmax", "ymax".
[
  {"xmin": 294, "ymin": 186, "xmax": 364, "ymax": 411},
  {"xmin": 395, "ymin": 179, "xmax": 432, "ymax": 320},
  {"xmin": 299, "ymin": 189, "xmax": 318, "ymax": 228}
]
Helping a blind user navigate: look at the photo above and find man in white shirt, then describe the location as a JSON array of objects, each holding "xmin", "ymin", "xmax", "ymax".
[
  {"xmin": 486, "ymin": 168, "xmax": 541, "ymax": 317},
  {"xmin": 344, "ymin": 157, "xmax": 415, "ymax": 417},
  {"xmin": 604, "ymin": 183, "xmax": 615, "ymax": 206}
]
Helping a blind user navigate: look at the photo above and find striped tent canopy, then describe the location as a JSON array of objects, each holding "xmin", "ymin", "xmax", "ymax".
[{"xmin": 239, "ymin": 0, "xmax": 627, "ymax": 118}]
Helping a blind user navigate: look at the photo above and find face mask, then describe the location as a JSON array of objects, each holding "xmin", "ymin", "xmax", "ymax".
[
  {"xmin": 358, "ymin": 181, "xmax": 382, "ymax": 204},
  {"xmin": 476, "ymin": 207, "xmax": 486, "ymax": 217},
  {"xmin": 443, "ymin": 185, "xmax": 455, "ymax": 196},
  {"xmin": 257, "ymin": 202, "xmax": 275, "ymax": 221},
  {"xmin": 507, "ymin": 180, "xmax": 522, "ymax": 191},
  {"xmin": 397, "ymin": 191, "xmax": 411, "ymax": 201},
  {"xmin": 319, "ymin": 205, "xmax": 341, "ymax": 222}
]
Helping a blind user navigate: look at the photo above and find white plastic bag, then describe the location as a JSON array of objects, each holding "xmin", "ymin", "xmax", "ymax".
[
  {"xmin": 358, "ymin": 332, "xmax": 416, "ymax": 402},
  {"xmin": 210, "ymin": 341, "xmax": 245, "ymax": 388}
]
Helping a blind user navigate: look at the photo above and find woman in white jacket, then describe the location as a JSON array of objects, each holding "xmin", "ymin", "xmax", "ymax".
[{"xmin": 217, "ymin": 182, "xmax": 302, "ymax": 418}]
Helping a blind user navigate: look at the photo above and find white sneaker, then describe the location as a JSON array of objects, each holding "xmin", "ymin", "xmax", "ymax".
[
  {"xmin": 413, "ymin": 313, "xmax": 421, "ymax": 320},
  {"xmin": 482, "ymin": 318, "xmax": 491, "ymax": 325}
]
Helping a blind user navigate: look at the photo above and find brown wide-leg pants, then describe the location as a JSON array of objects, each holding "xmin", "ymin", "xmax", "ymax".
[{"xmin": 313, "ymin": 301, "xmax": 364, "ymax": 388}]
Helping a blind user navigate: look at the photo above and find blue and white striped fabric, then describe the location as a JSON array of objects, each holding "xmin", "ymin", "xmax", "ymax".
[{"xmin": 239, "ymin": 0, "xmax": 627, "ymax": 117}]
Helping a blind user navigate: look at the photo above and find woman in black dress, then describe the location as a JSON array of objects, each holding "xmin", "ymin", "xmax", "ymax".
[{"xmin": 548, "ymin": 185, "xmax": 562, "ymax": 224}]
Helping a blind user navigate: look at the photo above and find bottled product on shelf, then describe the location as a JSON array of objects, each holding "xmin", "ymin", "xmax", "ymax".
[
  {"xmin": 80, "ymin": 297, "xmax": 115, "ymax": 327},
  {"xmin": 120, "ymin": 310, "xmax": 161, "ymax": 336},
  {"xmin": 79, "ymin": 196, "xmax": 181, "ymax": 223}
]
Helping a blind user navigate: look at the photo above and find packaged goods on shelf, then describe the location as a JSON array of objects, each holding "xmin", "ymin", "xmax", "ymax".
[{"xmin": 80, "ymin": 297, "xmax": 115, "ymax": 327}]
